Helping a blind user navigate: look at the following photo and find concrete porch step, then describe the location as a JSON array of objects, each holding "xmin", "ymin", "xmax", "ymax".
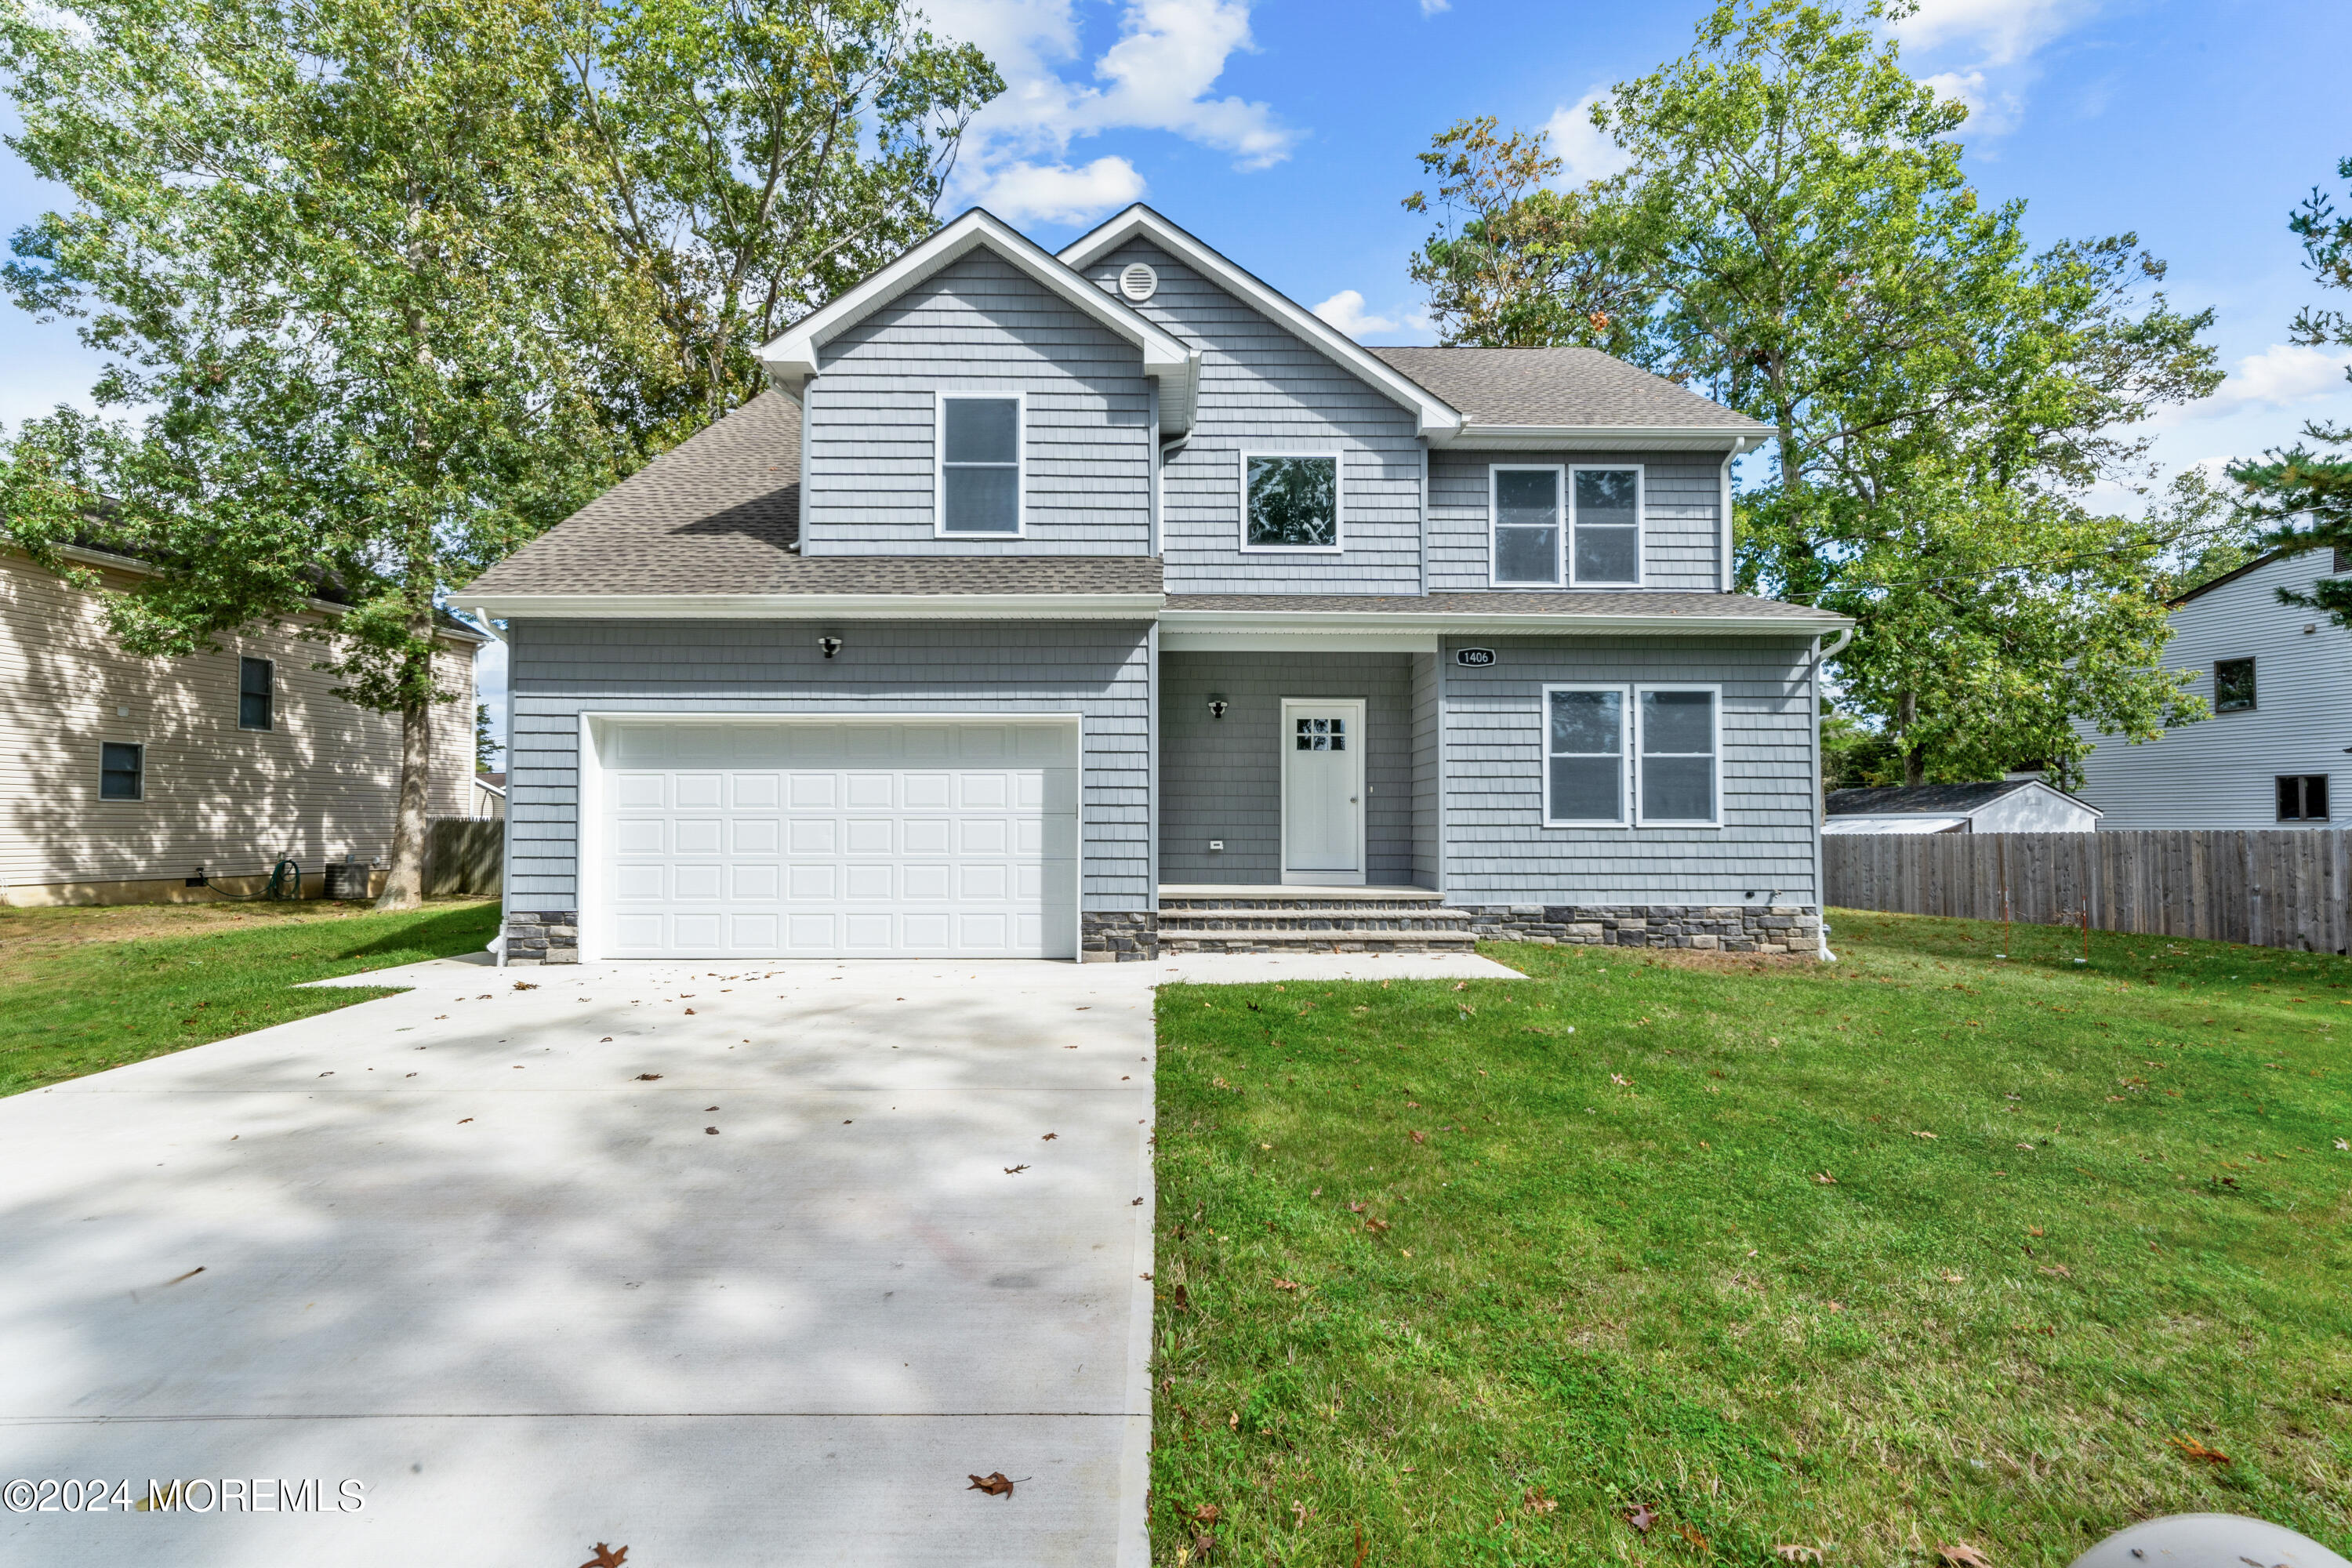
[
  {"xmin": 1158, "ymin": 928, "xmax": 1479, "ymax": 951},
  {"xmin": 1154, "ymin": 886, "xmax": 1477, "ymax": 952}
]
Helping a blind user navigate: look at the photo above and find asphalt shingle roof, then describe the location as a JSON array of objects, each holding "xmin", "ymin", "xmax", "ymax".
[
  {"xmin": 1825, "ymin": 782, "xmax": 2038, "ymax": 816},
  {"xmin": 1369, "ymin": 346, "xmax": 1769, "ymax": 433}
]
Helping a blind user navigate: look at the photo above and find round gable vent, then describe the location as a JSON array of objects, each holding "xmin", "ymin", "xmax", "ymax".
[{"xmin": 1118, "ymin": 262, "xmax": 1158, "ymax": 303}]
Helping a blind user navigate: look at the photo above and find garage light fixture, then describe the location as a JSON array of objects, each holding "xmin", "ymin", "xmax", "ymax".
[
  {"xmin": 818, "ymin": 636, "xmax": 843, "ymax": 659},
  {"xmin": 1207, "ymin": 695, "xmax": 1229, "ymax": 720}
]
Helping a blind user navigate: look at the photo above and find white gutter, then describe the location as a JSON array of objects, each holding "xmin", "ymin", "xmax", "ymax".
[
  {"xmin": 1163, "ymin": 608, "xmax": 1853, "ymax": 637},
  {"xmin": 467, "ymin": 592, "xmax": 1167, "ymax": 621},
  {"xmin": 1810, "ymin": 622, "xmax": 1854, "ymax": 962},
  {"xmin": 1453, "ymin": 424, "xmax": 1774, "ymax": 452}
]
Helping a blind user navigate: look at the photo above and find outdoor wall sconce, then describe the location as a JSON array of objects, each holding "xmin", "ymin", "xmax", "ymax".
[
  {"xmin": 1207, "ymin": 695, "xmax": 1229, "ymax": 720},
  {"xmin": 818, "ymin": 636, "xmax": 843, "ymax": 659}
]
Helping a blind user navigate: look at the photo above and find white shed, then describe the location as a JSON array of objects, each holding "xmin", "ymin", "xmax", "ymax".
[{"xmin": 1824, "ymin": 779, "xmax": 2101, "ymax": 835}]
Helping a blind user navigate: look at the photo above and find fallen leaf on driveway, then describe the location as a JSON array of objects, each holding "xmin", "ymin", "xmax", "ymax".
[
  {"xmin": 1936, "ymin": 1544, "xmax": 1989, "ymax": 1568},
  {"xmin": 1131, "ymin": 1196, "xmax": 1145, "ymax": 1206},
  {"xmin": 634, "ymin": 1073, "xmax": 660, "ymax": 1080},
  {"xmin": 1041, "ymin": 1132, "xmax": 1058, "ymax": 1141},
  {"xmin": 1004, "ymin": 1164, "xmax": 1029, "ymax": 1174},
  {"xmin": 457, "ymin": 1118, "xmax": 473, "ymax": 1124},
  {"xmin": 578, "ymin": 1545, "xmax": 627, "ymax": 1568},
  {"xmin": 967, "ymin": 1472, "xmax": 1017, "ymax": 1497},
  {"xmin": 513, "ymin": 982, "xmax": 538, "ymax": 992},
  {"xmin": 684, "ymin": 1008, "xmax": 695, "ymax": 1014},
  {"xmin": 705, "ymin": 1127, "xmax": 720, "ymax": 1135}
]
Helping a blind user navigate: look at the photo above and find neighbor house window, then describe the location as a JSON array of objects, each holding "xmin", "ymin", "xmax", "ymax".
[
  {"xmin": 100, "ymin": 741, "xmax": 143, "ymax": 801},
  {"xmin": 2214, "ymin": 657, "xmax": 2256, "ymax": 713},
  {"xmin": 1572, "ymin": 466, "xmax": 1642, "ymax": 586},
  {"xmin": 1242, "ymin": 453, "xmax": 1340, "ymax": 550},
  {"xmin": 2278, "ymin": 775, "xmax": 2330, "ymax": 821},
  {"xmin": 937, "ymin": 393, "xmax": 1022, "ymax": 535},
  {"xmin": 239, "ymin": 656, "xmax": 274, "ymax": 731},
  {"xmin": 1636, "ymin": 686, "xmax": 1720, "ymax": 826},
  {"xmin": 1544, "ymin": 686, "xmax": 1627, "ymax": 826},
  {"xmin": 1492, "ymin": 466, "xmax": 1564, "ymax": 585}
]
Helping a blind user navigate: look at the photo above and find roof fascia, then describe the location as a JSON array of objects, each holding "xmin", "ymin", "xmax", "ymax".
[
  {"xmin": 468, "ymin": 592, "xmax": 1167, "ymax": 622},
  {"xmin": 761, "ymin": 209, "xmax": 1197, "ymax": 437},
  {"xmin": 1454, "ymin": 426, "xmax": 1770, "ymax": 452},
  {"xmin": 36, "ymin": 543, "xmax": 487, "ymax": 644},
  {"xmin": 1058, "ymin": 205, "xmax": 1463, "ymax": 441},
  {"xmin": 1160, "ymin": 605, "xmax": 1851, "ymax": 637}
]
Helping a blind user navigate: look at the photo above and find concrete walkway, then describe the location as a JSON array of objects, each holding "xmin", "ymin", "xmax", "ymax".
[{"xmin": 0, "ymin": 949, "xmax": 1513, "ymax": 1566}]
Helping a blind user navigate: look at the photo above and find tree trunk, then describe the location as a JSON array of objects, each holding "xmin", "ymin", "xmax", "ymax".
[
  {"xmin": 377, "ymin": 681, "xmax": 433, "ymax": 911},
  {"xmin": 1897, "ymin": 688, "xmax": 1926, "ymax": 788}
]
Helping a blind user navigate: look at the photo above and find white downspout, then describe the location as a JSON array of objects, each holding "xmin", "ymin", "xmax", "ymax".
[
  {"xmin": 1810, "ymin": 624, "xmax": 1853, "ymax": 961},
  {"xmin": 1719, "ymin": 447, "xmax": 1737, "ymax": 594}
]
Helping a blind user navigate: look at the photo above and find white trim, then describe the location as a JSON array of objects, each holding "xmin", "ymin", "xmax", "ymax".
[
  {"xmin": 576, "ymin": 710, "xmax": 1086, "ymax": 963},
  {"xmin": 1569, "ymin": 463, "xmax": 1644, "ymax": 589},
  {"xmin": 1161, "ymin": 630, "xmax": 1437, "ymax": 653},
  {"xmin": 934, "ymin": 390, "xmax": 1027, "ymax": 539},
  {"xmin": 1540, "ymin": 684, "xmax": 1630, "ymax": 829},
  {"xmin": 1163, "ymin": 607, "xmax": 1851, "ymax": 637},
  {"xmin": 1056, "ymin": 205, "xmax": 1463, "ymax": 441},
  {"xmin": 1236, "ymin": 449, "xmax": 1345, "ymax": 554},
  {"xmin": 1489, "ymin": 463, "xmax": 1566, "ymax": 587},
  {"xmin": 1718, "ymin": 448, "xmax": 1737, "ymax": 594},
  {"xmin": 761, "ymin": 208, "xmax": 1199, "ymax": 437},
  {"xmin": 1631, "ymin": 683, "xmax": 1724, "ymax": 829},
  {"xmin": 1279, "ymin": 697, "xmax": 1368, "ymax": 885},
  {"xmin": 1457, "ymin": 424, "xmax": 1768, "ymax": 451},
  {"xmin": 468, "ymin": 593, "xmax": 1164, "ymax": 620}
]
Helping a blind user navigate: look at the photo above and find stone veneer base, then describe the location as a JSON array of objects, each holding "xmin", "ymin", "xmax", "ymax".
[
  {"xmin": 503, "ymin": 910, "xmax": 579, "ymax": 965},
  {"xmin": 1081, "ymin": 910, "xmax": 1159, "ymax": 962},
  {"xmin": 1460, "ymin": 904, "xmax": 1821, "ymax": 956}
]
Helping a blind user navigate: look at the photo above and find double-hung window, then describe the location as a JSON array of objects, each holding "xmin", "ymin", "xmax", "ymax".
[
  {"xmin": 1241, "ymin": 453, "xmax": 1341, "ymax": 550},
  {"xmin": 239, "ymin": 656, "xmax": 274, "ymax": 731},
  {"xmin": 100, "ymin": 741, "xmax": 143, "ymax": 801},
  {"xmin": 1571, "ymin": 466, "xmax": 1642, "ymax": 585},
  {"xmin": 1541, "ymin": 684, "xmax": 1721, "ymax": 827},
  {"xmin": 2214, "ymin": 657, "xmax": 2256, "ymax": 713},
  {"xmin": 937, "ymin": 393, "xmax": 1022, "ymax": 535},
  {"xmin": 1492, "ymin": 466, "xmax": 1564, "ymax": 584}
]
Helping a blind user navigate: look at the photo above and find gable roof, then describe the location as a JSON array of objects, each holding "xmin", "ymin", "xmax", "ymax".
[
  {"xmin": 1058, "ymin": 204, "xmax": 1464, "ymax": 441},
  {"xmin": 1370, "ymin": 347, "xmax": 1770, "ymax": 448},
  {"xmin": 1824, "ymin": 779, "xmax": 2097, "ymax": 818},
  {"xmin": 2169, "ymin": 545, "xmax": 2349, "ymax": 609},
  {"xmin": 760, "ymin": 208, "xmax": 1199, "ymax": 436}
]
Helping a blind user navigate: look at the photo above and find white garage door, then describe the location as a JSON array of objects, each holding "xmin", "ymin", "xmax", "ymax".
[{"xmin": 593, "ymin": 719, "xmax": 1079, "ymax": 960}]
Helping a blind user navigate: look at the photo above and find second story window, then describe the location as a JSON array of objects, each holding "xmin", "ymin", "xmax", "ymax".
[
  {"xmin": 938, "ymin": 394, "xmax": 1022, "ymax": 535},
  {"xmin": 2214, "ymin": 657, "xmax": 2256, "ymax": 713},
  {"xmin": 1492, "ymin": 466, "xmax": 1564, "ymax": 585},
  {"xmin": 1573, "ymin": 466, "xmax": 1642, "ymax": 586},
  {"xmin": 239, "ymin": 656, "xmax": 274, "ymax": 731},
  {"xmin": 1242, "ymin": 453, "xmax": 1340, "ymax": 551}
]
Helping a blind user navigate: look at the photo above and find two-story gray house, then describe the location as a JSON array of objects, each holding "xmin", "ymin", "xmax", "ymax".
[{"xmin": 465, "ymin": 206, "xmax": 1849, "ymax": 964}]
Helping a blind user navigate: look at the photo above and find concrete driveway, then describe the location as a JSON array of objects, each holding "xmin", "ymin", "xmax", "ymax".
[{"xmin": 0, "ymin": 948, "xmax": 1512, "ymax": 1566}]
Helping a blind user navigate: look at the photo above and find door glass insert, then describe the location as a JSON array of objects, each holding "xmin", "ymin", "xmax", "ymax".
[{"xmin": 1294, "ymin": 717, "xmax": 1345, "ymax": 751}]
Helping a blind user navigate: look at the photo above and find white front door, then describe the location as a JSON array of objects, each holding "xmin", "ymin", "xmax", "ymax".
[
  {"xmin": 1280, "ymin": 699, "xmax": 1366, "ymax": 885},
  {"xmin": 591, "ymin": 719, "xmax": 1079, "ymax": 960}
]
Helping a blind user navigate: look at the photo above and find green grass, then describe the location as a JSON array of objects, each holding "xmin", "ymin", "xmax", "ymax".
[
  {"xmin": 1149, "ymin": 911, "xmax": 2352, "ymax": 1566},
  {"xmin": 0, "ymin": 898, "xmax": 499, "ymax": 1097}
]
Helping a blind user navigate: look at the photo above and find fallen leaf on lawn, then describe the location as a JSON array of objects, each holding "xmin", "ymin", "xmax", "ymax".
[
  {"xmin": 1192, "ymin": 1532, "xmax": 1217, "ymax": 1562},
  {"xmin": 1273, "ymin": 1279, "xmax": 1298, "ymax": 1291},
  {"xmin": 1453, "ymin": 981, "xmax": 1468, "ymax": 991},
  {"xmin": 1679, "ymin": 1524, "xmax": 1711, "ymax": 1552},
  {"xmin": 1936, "ymin": 1546, "xmax": 1989, "ymax": 1568},
  {"xmin": 1522, "ymin": 1486, "xmax": 1557, "ymax": 1515},
  {"xmin": 2169, "ymin": 1436, "xmax": 2230, "ymax": 1466},
  {"xmin": 1409, "ymin": 1130, "xmax": 1426, "ymax": 1145},
  {"xmin": 1700, "ymin": 1140, "xmax": 1712, "ymax": 1149},
  {"xmin": 578, "ymin": 1545, "xmax": 627, "ymax": 1568},
  {"xmin": 1363, "ymin": 1218, "xmax": 1389, "ymax": 1234},
  {"xmin": 1228, "ymin": 1411, "xmax": 1240, "ymax": 1431},
  {"xmin": 2016, "ymin": 1142, "xmax": 2036, "ymax": 1151},
  {"xmin": 967, "ymin": 1472, "xmax": 1017, "ymax": 1497},
  {"xmin": 1942, "ymin": 1272, "xmax": 1965, "ymax": 1283},
  {"xmin": 513, "ymin": 982, "xmax": 539, "ymax": 993},
  {"xmin": 1348, "ymin": 1201, "xmax": 1367, "ymax": 1213},
  {"xmin": 1624, "ymin": 1503, "xmax": 1656, "ymax": 1534},
  {"xmin": 1259, "ymin": 1143, "xmax": 1272, "ymax": 1151},
  {"xmin": 1912, "ymin": 1131, "xmax": 1938, "ymax": 1140},
  {"xmin": 2336, "ymin": 1139, "xmax": 2349, "ymax": 1151},
  {"xmin": 1774, "ymin": 1547, "xmax": 1820, "ymax": 1563},
  {"xmin": 1193, "ymin": 1504, "xmax": 1222, "ymax": 1524},
  {"xmin": 1827, "ymin": 1300, "xmax": 1844, "ymax": 1312},
  {"xmin": 1170, "ymin": 1283, "xmax": 1191, "ymax": 1312},
  {"xmin": 2038, "ymin": 1264, "xmax": 2072, "ymax": 1278},
  {"xmin": 1610, "ymin": 1073, "xmax": 1631, "ymax": 1087},
  {"xmin": 1813, "ymin": 1172, "xmax": 1838, "ymax": 1185},
  {"xmin": 1004, "ymin": 1164, "xmax": 1029, "ymax": 1174},
  {"xmin": 2027, "ymin": 1227, "xmax": 2043, "ymax": 1236}
]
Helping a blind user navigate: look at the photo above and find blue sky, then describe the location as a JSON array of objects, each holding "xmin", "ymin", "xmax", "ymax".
[{"xmin": 2, "ymin": 0, "xmax": 2346, "ymax": 749}]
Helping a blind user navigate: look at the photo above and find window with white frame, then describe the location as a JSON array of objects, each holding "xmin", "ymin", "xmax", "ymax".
[
  {"xmin": 1636, "ymin": 687, "xmax": 1719, "ymax": 825},
  {"xmin": 1571, "ymin": 466, "xmax": 1642, "ymax": 585},
  {"xmin": 938, "ymin": 394, "xmax": 1022, "ymax": 535},
  {"xmin": 1544, "ymin": 685, "xmax": 1627, "ymax": 825},
  {"xmin": 1492, "ymin": 466, "xmax": 1564, "ymax": 585},
  {"xmin": 1242, "ymin": 453, "xmax": 1340, "ymax": 550}
]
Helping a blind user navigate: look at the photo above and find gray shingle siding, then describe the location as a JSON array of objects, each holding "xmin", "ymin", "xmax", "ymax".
[
  {"xmin": 1158, "ymin": 652, "xmax": 1415, "ymax": 884},
  {"xmin": 1086, "ymin": 241, "xmax": 1425, "ymax": 595},
  {"xmin": 1428, "ymin": 448, "xmax": 1724, "ymax": 593},
  {"xmin": 1410, "ymin": 651, "xmax": 1441, "ymax": 889},
  {"xmin": 505, "ymin": 618, "xmax": 1154, "ymax": 911},
  {"xmin": 804, "ymin": 248, "xmax": 1154, "ymax": 556},
  {"xmin": 1441, "ymin": 637, "xmax": 1819, "ymax": 904}
]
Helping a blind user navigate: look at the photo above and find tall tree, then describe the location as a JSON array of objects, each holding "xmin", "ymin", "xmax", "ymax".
[
  {"xmin": 1404, "ymin": 0, "xmax": 2223, "ymax": 786},
  {"xmin": 0, "ymin": 0, "xmax": 996, "ymax": 907},
  {"xmin": 2230, "ymin": 156, "xmax": 2352, "ymax": 624}
]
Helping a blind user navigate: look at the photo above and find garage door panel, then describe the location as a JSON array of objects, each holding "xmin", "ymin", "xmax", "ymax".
[{"xmin": 598, "ymin": 720, "xmax": 1076, "ymax": 960}]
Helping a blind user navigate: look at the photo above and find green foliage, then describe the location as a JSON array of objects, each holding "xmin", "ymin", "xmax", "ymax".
[
  {"xmin": 475, "ymin": 701, "xmax": 502, "ymax": 772},
  {"xmin": 1403, "ymin": 1, "xmax": 2222, "ymax": 787},
  {"xmin": 1151, "ymin": 918, "xmax": 2352, "ymax": 1563},
  {"xmin": 2230, "ymin": 155, "xmax": 2352, "ymax": 625},
  {"xmin": 0, "ymin": 898, "xmax": 500, "ymax": 1096}
]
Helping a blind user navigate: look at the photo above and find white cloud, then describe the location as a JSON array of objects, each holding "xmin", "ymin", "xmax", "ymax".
[
  {"xmin": 1916, "ymin": 67, "xmax": 2020, "ymax": 136},
  {"xmin": 1897, "ymin": 0, "xmax": 2097, "ymax": 67},
  {"xmin": 2176, "ymin": 343, "xmax": 2352, "ymax": 420},
  {"xmin": 1419, "ymin": 0, "xmax": 1450, "ymax": 14},
  {"xmin": 1312, "ymin": 289, "xmax": 1399, "ymax": 336},
  {"xmin": 970, "ymin": 156, "xmax": 1147, "ymax": 224},
  {"xmin": 1543, "ymin": 91, "xmax": 1633, "ymax": 187},
  {"xmin": 928, "ymin": 0, "xmax": 1297, "ymax": 227}
]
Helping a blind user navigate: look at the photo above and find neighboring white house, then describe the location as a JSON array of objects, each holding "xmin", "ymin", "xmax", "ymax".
[
  {"xmin": 2074, "ymin": 548, "xmax": 2351, "ymax": 829},
  {"xmin": 470, "ymin": 771, "xmax": 507, "ymax": 820},
  {"xmin": 1824, "ymin": 778, "xmax": 2101, "ymax": 835}
]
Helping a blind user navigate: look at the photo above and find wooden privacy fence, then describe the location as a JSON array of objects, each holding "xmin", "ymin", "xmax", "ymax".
[
  {"xmin": 1825, "ymin": 830, "xmax": 2352, "ymax": 955},
  {"xmin": 423, "ymin": 818, "xmax": 503, "ymax": 898}
]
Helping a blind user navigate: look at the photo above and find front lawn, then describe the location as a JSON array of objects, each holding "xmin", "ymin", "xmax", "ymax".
[
  {"xmin": 1150, "ymin": 912, "xmax": 2352, "ymax": 1566},
  {"xmin": 0, "ymin": 898, "xmax": 499, "ymax": 1097}
]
